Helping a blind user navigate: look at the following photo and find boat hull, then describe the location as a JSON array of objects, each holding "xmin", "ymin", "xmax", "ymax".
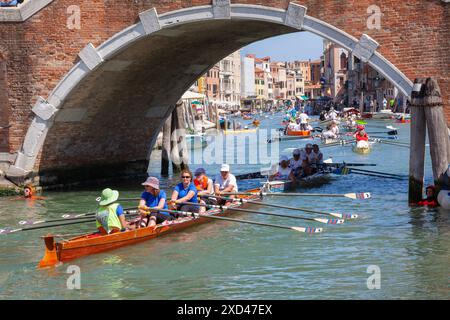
[
  {"xmin": 352, "ymin": 145, "xmax": 371, "ymax": 154},
  {"xmin": 39, "ymin": 193, "xmax": 260, "ymax": 267},
  {"xmin": 286, "ymin": 128, "xmax": 311, "ymax": 137}
]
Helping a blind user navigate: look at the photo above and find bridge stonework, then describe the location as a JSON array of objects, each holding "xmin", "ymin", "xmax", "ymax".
[{"xmin": 0, "ymin": 0, "xmax": 448, "ymax": 187}]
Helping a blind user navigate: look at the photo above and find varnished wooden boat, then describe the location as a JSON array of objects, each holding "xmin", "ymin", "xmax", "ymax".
[
  {"xmin": 38, "ymin": 191, "xmax": 261, "ymax": 268},
  {"xmin": 352, "ymin": 143, "xmax": 372, "ymax": 154}
]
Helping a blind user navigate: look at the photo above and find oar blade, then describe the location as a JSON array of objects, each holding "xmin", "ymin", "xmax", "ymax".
[
  {"xmin": 344, "ymin": 192, "xmax": 371, "ymax": 199},
  {"xmin": 291, "ymin": 226, "xmax": 323, "ymax": 233},
  {"xmin": 0, "ymin": 228, "xmax": 20, "ymax": 235},
  {"xmin": 329, "ymin": 212, "xmax": 359, "ymax": 219}
]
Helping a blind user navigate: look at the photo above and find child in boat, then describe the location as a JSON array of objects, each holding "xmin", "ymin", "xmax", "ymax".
[
  {"xmin": 170, "ymin": 169, "xmax": 199, "ymax": 218},
  {"xmin": 417, "ymin": 185, "xmax": 439, "ymax": 207},
  {"xmin": 137, "ymin": 176, "xmax": 174, "ymax": 228},
  {"xmin": 95, "ymin": 188, "xmax": 129, "ymax": 234}
]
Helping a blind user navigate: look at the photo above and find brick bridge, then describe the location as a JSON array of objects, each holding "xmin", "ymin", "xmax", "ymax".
[{"xmin": 0, "ymin": 0, "xmax": 449, "ymax": 188}]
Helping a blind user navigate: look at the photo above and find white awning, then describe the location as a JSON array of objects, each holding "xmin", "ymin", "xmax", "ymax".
[{"xmin": 181, "ymin": 90, "xmax": 206, "ymax": 100}]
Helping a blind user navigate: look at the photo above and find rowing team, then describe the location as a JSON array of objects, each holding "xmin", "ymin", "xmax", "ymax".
[
  {"xmin": 95, "ymin": 164, "xmax": 238, "ymax": 235},
  {"xmin": 269, "ymin": 143, "xmax": 324, "ymax": 182}
]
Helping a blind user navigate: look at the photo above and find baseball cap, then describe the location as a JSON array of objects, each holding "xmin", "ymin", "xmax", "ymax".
[{"xmin": 220, "ymin": 164, "xmax": 230, "ymax": 172}]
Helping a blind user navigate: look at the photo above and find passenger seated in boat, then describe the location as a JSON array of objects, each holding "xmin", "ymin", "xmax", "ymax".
[
  {"xmin": 170, "ymin": 169, "xmax": 199, "ymax": 218},
  {"xmin": 137, "ymin": 177, "xmax": 174, "ymax": 228},
  {"xmin": 270, "ymin": 155, "xmax": 295, "ymax": 182},
  {"xmin": 95, "ymin": 188, "xmax": 129, "ymax": 235},
  {"xmin": 309, "ymin": 144, "xmax": 324, "ymax": 173},
  {"xmin": 417, "ymin": 185, "xmax": 439, "ymax": 207},
  {"xmin": 302, "ymin": 144, "xmax": 314, "ymax": 176},
  {"xmin": 214, "ymin": 164, "xmax": 238, "ymax": 205},
  {"xmin": 289, "ymin": 149, "xmax": 304, "ymax": 176},
  {"xmin": 322, "ymin": 123, "xmax": 338, "ymax": 140},
  {"xmin": 354, "ymin": 125, "xmax": 369, "ymax": 141},
  {"xmin": 194, "ymin": 167, "xmax": 213, "ymax": 213}
]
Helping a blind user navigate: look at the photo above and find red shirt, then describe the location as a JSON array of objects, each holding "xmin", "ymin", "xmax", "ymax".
[{"xmin": 356, "ymin": 133, "xmax": 368, "ymax": 141}]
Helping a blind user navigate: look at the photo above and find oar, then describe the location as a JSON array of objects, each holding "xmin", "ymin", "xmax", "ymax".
[
  {"xmin": 367, "ymin": 130, "xmax": 398, "ymax": 135},
  {"xmin": 344, "ymin": 170, "xmax": 406, "ymax": 180},
  {"xmin": 203, "ymin": 195, "xmax": 358, "ymax": 219},
  {"xmin": 19, "ymin": 208, "xmax": 139, "ymax": 226},
  {"xmin": 142, "ymin": 207, "xmax": 322, "ymax": 233},
  {"xmin": 0, "ymin": 218, "xmax": 97, "ymax": 235},
  {"xmin": 369, "ymin": 135, "xmax": 398, "ymax": 140},
  {"xmin": 221, "ymin": 191, "xmax": 371, "ymax": 199},
  {"xmin": 325, "ymin": 162, "xmax": 377, "ymax": 167},
  {"xmin": 371, "ymin": 138, "xmax": 410, "ymax": 148},
  {"xmin": 349, "ymin": 168, "xmax": 408, "ymax": 178},
  {"xmin": 178, "ymin": 202, "xmax": 345, "ymax": 225}
]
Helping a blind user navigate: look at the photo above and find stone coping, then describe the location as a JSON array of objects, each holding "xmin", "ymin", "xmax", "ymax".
[{"xmin": 0, "ymin": 0, "xmax": 53, "ymax": 22}]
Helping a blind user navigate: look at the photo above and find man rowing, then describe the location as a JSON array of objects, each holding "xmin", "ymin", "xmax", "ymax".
[
  {"xmin": 289, "ymin": 149, "xmax": 304, "ymax": 176},
  {"xmin": 95, "ymin": 188, "xmax": 129, "ymax": 234},
  {"xmin": 214, "ymin": 164, "xmax": 238, "ymax": 205},
  {"xmin": 321, "ymin": 120, "xmax": 339, "ymax": 140},
  {"xmin": 354, "ymin": 125, "xmax": 369, "ymax": 142},
  {"xmin": 137, "ymin": 177, "xmax": 174, "ymax": 228},
  {"xmin": 302, "ymin": 143, "xmax": 314, "ymax": 176},
  {"xmin": 309, "ymin": 144, "xmax": 324, "ymax": 167}
]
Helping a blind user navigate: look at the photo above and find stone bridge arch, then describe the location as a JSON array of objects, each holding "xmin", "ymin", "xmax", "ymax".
[{"xmin": 1, "ymin": 0, "xmax": 448, "ymax": 186}]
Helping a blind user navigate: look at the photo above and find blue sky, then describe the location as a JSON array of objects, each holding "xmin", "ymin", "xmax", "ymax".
[{"xmin": 240, "ymin": 31, "xmax": 323, "ymax": 62}]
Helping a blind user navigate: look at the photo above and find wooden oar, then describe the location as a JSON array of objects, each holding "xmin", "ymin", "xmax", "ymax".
[
  {"xmin": 221, "ymin": 191, "xmax": 371, "ymax": 199},
  {"xmin": 204, "ymin": 195, "xmax": 358, "ymax": 219},
  {"xmin": 19, "ymin": 208, "xmax": 139, "ymax": 226},
  {"xmin": 178, "ymin": 202, "xmax": 345, "ymax": 225},
  {"xmin": 371, "ymin": 138, "xmax": 410, "ymax": 148},
  {"xmin": 0, "ymin": 218, "xmax": 97, "ymax": 235},
  {"xmin": 142, "ymin": 207, "xmax": 323, "ymax": 233},
  {"xmin": 370, "ymin": 135, "xmax": 398, "ymax": 140},
  {"xmin": 344, "ymin": 170, "xmax": 406, "ymax": 180},
  {"xmin": 367, "ymin": 130, "xmax": 398, "ymax": 135},
  {"xmin": 348, "ymin": 168, "xmax": 407, "ymax": 178}
]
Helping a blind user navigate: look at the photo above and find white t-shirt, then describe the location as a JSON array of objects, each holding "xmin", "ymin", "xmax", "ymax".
[
  {"xmin": 331, "ymin": 126, "xmax": 340, "ymax": 135},
  {"xmin": 299, "ymin": 113, "xmax": 309, "ymax": 124},
  {"xmin": 289, "ymin": 158, "xmax": 303, "ymax": 170},
  {"xmin": 309, "ymin": 151, "xmax": 323, "ymax": 164},
  {"xmin": 214, "ymin": 173, "xmax": 238, "ymax": 192},
  {"xmin": 276, "ymin": 166, "xmax": 292, "ymax": 180}
]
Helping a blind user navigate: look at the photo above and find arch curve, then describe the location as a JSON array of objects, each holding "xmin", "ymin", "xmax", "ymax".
[{"xmin": 6, "ymin": 2, "xmax": 414, "ymax": 180}]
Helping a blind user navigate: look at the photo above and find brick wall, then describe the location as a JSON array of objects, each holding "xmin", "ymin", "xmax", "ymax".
[{"xmin": 0, "ymin": 0, "xmax": 448, "ymax": 178}]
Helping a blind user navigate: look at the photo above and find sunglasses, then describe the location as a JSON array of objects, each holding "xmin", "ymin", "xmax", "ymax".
[{"xmin": 182, "ymin": 176, "xmax": 191, "ymax": 179}]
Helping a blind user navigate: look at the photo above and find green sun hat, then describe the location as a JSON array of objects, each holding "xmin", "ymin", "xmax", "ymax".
[{"xmin": 98, "ymin": 188, "xmax": 119, "ymax": 206}]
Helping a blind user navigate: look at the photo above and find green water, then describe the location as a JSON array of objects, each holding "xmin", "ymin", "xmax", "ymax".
[{"xmin": 0, "ymin": 114, "xmax": 449, "ymax": 299}]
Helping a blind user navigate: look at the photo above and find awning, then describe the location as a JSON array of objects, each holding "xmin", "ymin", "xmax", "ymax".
[{"xmin": 181, "ymin": 90, "xmax": 206, "ymax": 100}]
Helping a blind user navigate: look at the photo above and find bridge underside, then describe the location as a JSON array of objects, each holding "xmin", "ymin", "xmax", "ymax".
[{"xmin": 32, "ymin": 20, "xmax": 296, "ymax": 187}]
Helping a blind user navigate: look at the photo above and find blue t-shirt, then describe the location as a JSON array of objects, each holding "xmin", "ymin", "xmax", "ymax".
[
  {"xmin": 116, "ymin": 205, "xmax": 124, "ymax": 217},
  {"xmin": 174, "ymin": 183, "xmax": 198, "ymax": 203},
  {"xmin": 141, "ymin": 190, "xmax": 169, "ymax": 211}
]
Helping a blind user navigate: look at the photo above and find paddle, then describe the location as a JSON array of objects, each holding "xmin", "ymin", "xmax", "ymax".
[
  {"xmin": 178, "ymin": 201, "xmax": 345, "ymax": 225},
  {"xmin": 221, "ymin": 191, "xmax": 372, "ymax": 199},
  {"xmin": 141, "ymin": 207, "xmax": 323, "ymax": 234},
  {"xmin": 19, "ymin": 208, "xmax": 140, "ymax": 226},
  {"xmin": 0, "ymin": 218, "xmax": 97, "ymax": 235},
  {"xmin": 204, "ymin": 195, "xmax": 358, "ymax": 219}
]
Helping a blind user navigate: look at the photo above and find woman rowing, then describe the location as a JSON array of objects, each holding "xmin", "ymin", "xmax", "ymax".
[
  {"xmin": 137, "ymin": 177, "xmax": 174, "ymax": 228},
  {"xmin": 95, "ymin": 188, "xmax": 129, "ymax": 234},
  {"xmin": 170, "ymin": 169, "xmax": 199, "ymax": 217}
]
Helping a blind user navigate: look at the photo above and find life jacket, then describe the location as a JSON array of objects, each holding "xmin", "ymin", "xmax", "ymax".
[
  {"xmin": 95, "ymin": 203, "xmax": 122, "ymax": 233},
  {"xmin": 194, "ymin": 176, "xmax": 209, "ymax": 191},
  {"xmin": 417, "ymin": 199, "xmax": 439, "ymax": 207},
  {"xmin": 356, "ymin": 133, "xmax": 368, "ymax": 141}
]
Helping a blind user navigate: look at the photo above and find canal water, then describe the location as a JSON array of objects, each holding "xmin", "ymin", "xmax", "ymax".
[{"xmin": 0, "ymin": 113, "xmax": 448, "ymax": 299}]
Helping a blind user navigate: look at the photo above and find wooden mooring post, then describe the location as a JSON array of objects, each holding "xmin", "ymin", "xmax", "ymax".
[
  {"xmin": 409, "ymin": 77, "xmax": 450, "ymax": 204},
  {"xmin": 160, "ymin": 113, "xmax": 171, "ymax": 176}
]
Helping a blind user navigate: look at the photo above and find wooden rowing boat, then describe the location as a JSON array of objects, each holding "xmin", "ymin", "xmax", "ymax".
[
  {"xmin": 286, "ymin": 128, "xmax": 311, "ymax": 137},
  {"xmin": 38, "ymin": 192, "xmax": 261, "ymax": 268},
  {"xmin": 352, "ymin": 142, "xmax": 372, "ymax": 154},
  {"xmin": 261, "ymin": 169, "xmax": 334, "ymax": 193}
]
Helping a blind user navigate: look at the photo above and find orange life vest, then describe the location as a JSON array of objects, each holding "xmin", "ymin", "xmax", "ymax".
[{"xmin": 194, "ymin": 176, "xmax": 209, "ymax": 191}]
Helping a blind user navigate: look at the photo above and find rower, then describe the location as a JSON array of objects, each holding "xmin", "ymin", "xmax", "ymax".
[
  {"xmin": 298, "ymin": 111, "xmax": 309, "ymax": 131},
  {"xmin": 95, "ymin": 188, "xmax": 129, "ymax": 235},
  {"xmin": 194, "ymin": 167, "xmax": 213, "ymax": 213},
  {"xmin": 417, "ymin": 185, "xmax": 439, "ymax": 207},
  {"xmin": 269, "ymin": 155, "xmax": 295, "ymax": 182},
  {"xmin": 302, "ymin": 144, "xmax": 314, "ymax": 176},
  {"xmin": 289, "ymin": 149, "xmax": 304, "ymax": 176},
  {"xmin": 322, "ymin": 123, "xmax": 338, "ymax": 140},
  {"xmin": 310, "ymin": 144, "xmax": 324, "ymax": 173},
  {"xmin": 137, "ymin": 177, "xmax": 173, "ymax": 228},
  {"xmin": 214, "ymin": 164, "xmax": 238, "ymax": 205},
  {"xmin": 170, "ymin": 169, "xmax": 199, "ymax": 217},
  {"xmin": 354, "ymin": 125, "xmax": 369, "ymax": 142}
]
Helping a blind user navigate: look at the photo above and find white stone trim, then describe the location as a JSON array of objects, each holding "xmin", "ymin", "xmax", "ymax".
[
  {"xmin": 139, "ymin": 8, "xmax": 161, "ymax": 34},
  {"xmin": 353, "ymin": 34, "xmax": 379, "ymax": 63},
  {"xmin": 213, "ymin": 0, "xmax": 231, "ymax": 19},
  {"xmin": 0, "ymin": 152, "xmax": 17, "ymax": 163},
  {"xmin": 31, "ymin": 96, "xmax": 56, "ymax": 121},
  {"xmin": 284, "ymin": 3, "xmax": 307, "ymax": 30},
  {"xmin": 78, "ymin": 43, "xmax": 103, "ymax": 71},
  {"xmin": 9, "ymin": 3, "xmax": 415, "ymax": 177},
  {"xmin": 0, "ymin": 0, "xmax": 53, "ymax": 22}
]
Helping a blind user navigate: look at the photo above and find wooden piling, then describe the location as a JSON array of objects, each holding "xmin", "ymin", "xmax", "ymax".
[
  {"xmin": 408, "ymin": 78, "xmax": 427, "ymax": 203},
  {"xmin": 215, "ymin": 104, "xmax": 220, "ymax": 130},
  {"xmin": 171, "ymin": 102, "xmax": 189, "ymax": 173},
  {"xmin": 421, "ymin": 78, "xmax": 449, "ymax": 185}
]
